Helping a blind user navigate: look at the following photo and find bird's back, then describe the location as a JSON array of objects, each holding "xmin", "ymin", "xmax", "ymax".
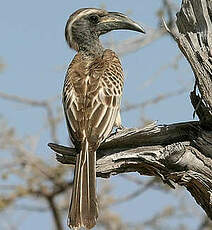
[{"xmin": 63, "ymin": 49, "xmax": 124, "ymax": 148}]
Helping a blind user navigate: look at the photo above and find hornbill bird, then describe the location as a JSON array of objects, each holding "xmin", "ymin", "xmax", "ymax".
[{"xmin": 63, "ymin": 8, "xmax": 145, "ymax": 229}]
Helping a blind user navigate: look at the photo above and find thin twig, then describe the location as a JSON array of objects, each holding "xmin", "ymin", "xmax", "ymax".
[
  {"xmin": 47, "ymin": 196, "xmax": 64, "ymax": 230},
  {"xmin": 0, "ymin": 91, "xmax": 59, "ymax": 143},
  {"xmin": 122, "ymin": 87, "xmax": 187, "ymax": 112},
  {"xmin": 112, "ymin": 178, "xmax": 156, "ymax": 205}
]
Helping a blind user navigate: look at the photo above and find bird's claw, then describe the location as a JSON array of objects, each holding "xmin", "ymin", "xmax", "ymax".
[{"xmin": 115, "ymin": 125, "xmax": 126, "ymax": 134}]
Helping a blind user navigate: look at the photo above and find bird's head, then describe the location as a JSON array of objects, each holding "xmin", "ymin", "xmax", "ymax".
[{"xmin": 65, "ymin": 8, "xmax": 145, "ymax": 52}]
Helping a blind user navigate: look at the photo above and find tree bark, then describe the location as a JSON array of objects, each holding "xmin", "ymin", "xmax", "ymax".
[
  {"xmin": 171, "ymin": 0, "xmax": 212, "ymax": 128},
  {"xmin": 48, "ymin": 0, "xmax": 212, "ymax": 220}
]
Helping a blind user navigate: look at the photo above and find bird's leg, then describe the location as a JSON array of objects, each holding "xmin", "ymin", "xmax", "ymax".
[
  {"xmin": 108, "ymin": 125, "xmax": 126, "ymax": 139},
  {"xmin": 111, "ymin": 111, "xmax": 126, "ymax": 136},
  {"xmin": 115, "ymin": 124, "xmax": 126, "ymax": 132}
]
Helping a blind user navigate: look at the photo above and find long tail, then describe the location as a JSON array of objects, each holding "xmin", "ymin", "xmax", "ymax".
[{"xmin": 68, "ymin": 139, "xmax": 98, "ymax": 229}]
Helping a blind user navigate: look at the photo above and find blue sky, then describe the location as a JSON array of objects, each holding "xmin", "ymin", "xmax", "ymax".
[{"xmin": 0, "ymin": 0, "xmax": 201, "ymax": 229}]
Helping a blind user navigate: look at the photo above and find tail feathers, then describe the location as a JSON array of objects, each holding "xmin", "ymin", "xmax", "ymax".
[{"xmin": 68, "ymin": 139, "xmax": 98, "ymax": 229}]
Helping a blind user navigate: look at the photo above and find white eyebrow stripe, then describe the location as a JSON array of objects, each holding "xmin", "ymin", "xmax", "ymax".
[
  {"xmin": 67, "ymin": 9, "xmax": 101, "ymax": 43},
  {"xmin": 71, "ymin": 9, "xmax": 100, "ymax": 25},
  {"xmin": 68, "ymin": 9, "xmax": 99, "ymax": 36}
]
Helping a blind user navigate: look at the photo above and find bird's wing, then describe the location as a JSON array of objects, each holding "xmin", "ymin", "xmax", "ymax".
[
  {"xmin": 63, "ymin": 50, "xmax": 124, "ymax": 147},
  {"xmin": 62, "ymin": 54, "xmax": 86, "ymax": 148},
  {"xmin": 85, "ymin": 49, "xmax": 124, "ymax": 143}
]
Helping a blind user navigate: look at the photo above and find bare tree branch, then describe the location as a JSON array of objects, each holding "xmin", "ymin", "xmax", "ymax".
[
  {"xmin": 122, "ymin": 87, "xmax": 187, "ymax": 112},
  {"xmin": 49, "ymin": 121, "xmax": 212, "ymax": 219},
  {"xmin": 167, "ymin": 0, "xmax": 212, "ymax": 125},
  {"xmin": 47, "ymin": 196, "xmax": 64, "ymax": 230}
]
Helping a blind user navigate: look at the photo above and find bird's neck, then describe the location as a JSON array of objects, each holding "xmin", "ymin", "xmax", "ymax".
[{"xmin": 78, "ymin": 38, "xmax": 104, "ymax": 57}]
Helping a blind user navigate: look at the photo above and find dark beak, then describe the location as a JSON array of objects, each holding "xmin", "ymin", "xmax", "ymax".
[{"xmin": 97, "ymin": 12, "xmax": 145, "ymax": 34}]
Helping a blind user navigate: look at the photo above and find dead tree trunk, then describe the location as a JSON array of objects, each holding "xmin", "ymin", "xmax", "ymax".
[{"xmin": 48, "ymin": 0, "xmax": 212, "ymax": 219}]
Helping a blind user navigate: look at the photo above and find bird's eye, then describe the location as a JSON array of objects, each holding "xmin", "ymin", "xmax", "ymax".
[{"xmin": 89, "ymin": 15, "xmax": 99, "ymax": 24}]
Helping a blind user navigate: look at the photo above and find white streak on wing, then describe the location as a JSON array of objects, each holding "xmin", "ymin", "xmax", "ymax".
[
  {"xmin": 98, "ymin": 108, "xmax": 113, "ymax": 138},
  {"xmin": 98, "ymin": 88, "xmax": 105, "ymax": 103},
  {"xmin": 94, "ymin": 106, "xmax": 107, "ymax": 128},
  {"xmin": 67, "ymin": 112, "xmax": 76, "ymax": 132},
  {"xmin": 85, "ymin": 140, "xmax": 90, "ymax": 208},
  {"xmin": 64, "ymin": 89, "xmax": 77, "ymax": 132},
  {"xmin": 89, "ymin": 100, "xmax": 99, "ymax": 119},
  {"xmin": 71, "ymin": 101, "xmax": 79, "ymax": 120},
  {"xmin": 100, "ymin": 107, "xmax": 117, "ymax": 139},
  {"xmin": 66, "ymin": 89, "xmax": 74, "ymax": 106}
]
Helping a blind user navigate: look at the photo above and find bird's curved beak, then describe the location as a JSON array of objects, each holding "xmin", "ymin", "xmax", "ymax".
[{"xmin": 97, "ymin": 12, "xmax": 145, "ymax": 35}]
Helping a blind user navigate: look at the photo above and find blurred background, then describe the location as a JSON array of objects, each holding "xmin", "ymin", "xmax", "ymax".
[{"xmin": 0, "ymin": 0, "xmax": 211, "ymax": 229}]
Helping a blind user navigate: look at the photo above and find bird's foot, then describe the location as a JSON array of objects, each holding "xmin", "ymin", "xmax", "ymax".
[
  {"xmin": 108, "ymin": 125, "xmax": 126, "ymax": 138},
  {"xmin": 115, "ymin": 125, "xmax": 126, "ymax": 134}
]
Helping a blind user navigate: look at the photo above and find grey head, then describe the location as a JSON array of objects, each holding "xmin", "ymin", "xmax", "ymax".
[{"xmin": 65, "ymin": 8, "xmax": 145, "ymax": 53}]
